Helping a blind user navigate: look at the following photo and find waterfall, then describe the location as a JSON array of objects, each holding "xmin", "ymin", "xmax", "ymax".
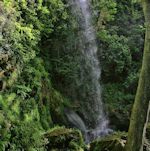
[{"xmin": 66, "ymin": 0, "xmax": 112, "ymax": 142}]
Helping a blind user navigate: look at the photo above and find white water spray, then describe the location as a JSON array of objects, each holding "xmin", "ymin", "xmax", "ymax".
[{"xmin": 66, "ymin": 0, "xmax": 112, "ymax": 142}]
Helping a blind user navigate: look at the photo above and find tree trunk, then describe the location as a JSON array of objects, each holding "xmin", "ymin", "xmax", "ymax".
[{"xmin": 125, "ymin": 0, "xmax": 150, "ymax": 151}]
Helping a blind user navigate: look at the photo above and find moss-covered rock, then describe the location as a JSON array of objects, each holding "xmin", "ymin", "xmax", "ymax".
[
  {"xmin": 44, "ymin": 126, "xmax": 85, "ymax": 151},
  {"xmin": 89, "ymin": 130, "xmax": 150, "ymax": 151},
  {"xmin": 90, "ymin": 132, "xmax": 127, "ymax": 151}
]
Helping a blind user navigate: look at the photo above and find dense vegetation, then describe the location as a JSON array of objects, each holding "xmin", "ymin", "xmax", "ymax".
[{"xmin": 0, "ymin": 0, "xmax": 147, "ymax": 150}]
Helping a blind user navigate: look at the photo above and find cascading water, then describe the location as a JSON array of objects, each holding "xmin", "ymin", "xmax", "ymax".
[{"xmin": 65, "ymin": 0, "xmax": 112, "ymax": 143}]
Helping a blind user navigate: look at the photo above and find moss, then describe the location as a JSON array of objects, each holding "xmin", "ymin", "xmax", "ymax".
[
  {"xmin": 90, "ymin": 132, "xmax": 127, "ymax": 151},
  {"xmin": 44, "ymin": 126, "xmax": 85, "ymax": 151},
  {"xmin": 90, "ymin": 131, "xmax": 150, "ymax": 151},
  {"xmin": 9, "ymin": 121, "xmax": 47, "ymax": 151}
]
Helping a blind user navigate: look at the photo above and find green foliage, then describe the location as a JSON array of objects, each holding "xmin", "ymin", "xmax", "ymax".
[
  {"xmin": 95, "ymin": 0, "xmax": 144, "ymax": 130},
  {"xmin": 0, "ymin": 0, "xmax": 71, "ymax": 150},
  {"xmin": 0, "ymin": 1, "xmax": 38, "ymax": 63},
  {"xmin": 93, "ymin": 0, "xmax": 117, "ymax": 23},
  {"xmin": 100, "ymin": 33, "xmax": 132, "ymax": 79},
  {"xmin": 0, "ymin": 93, "xmax": 45, "ymax": 150},
  {"xmin": 9, "ymin": 121, "xmax": 47, "ymax": 151},
  {"xmin": 15, "ymin": 0, "xmax": 68, "ymax": 38},
  {"xmin": 103, "ymin": 83, "xmax": 133, "ymax": 130},
  {"xmin": 51, "ymin": 56, "xmax": 80, "ymax": 81},
  {"xmin": 0, "ymin": 0, "xmax": 146, "ymax": 149}
]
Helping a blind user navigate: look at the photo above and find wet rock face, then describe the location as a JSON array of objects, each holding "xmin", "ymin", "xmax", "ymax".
[{"xmin": 108, "ymin": 111, "xmax": 129, "ymax": 131}]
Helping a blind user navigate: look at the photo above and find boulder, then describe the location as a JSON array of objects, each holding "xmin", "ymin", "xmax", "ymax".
[
  {"xmin": 44, "ymin": 126, "xmax": 85, "ymax": 151},
  {"xmin": 90, "ymin": 132, "xmax": 127, "ymax": 151}
]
